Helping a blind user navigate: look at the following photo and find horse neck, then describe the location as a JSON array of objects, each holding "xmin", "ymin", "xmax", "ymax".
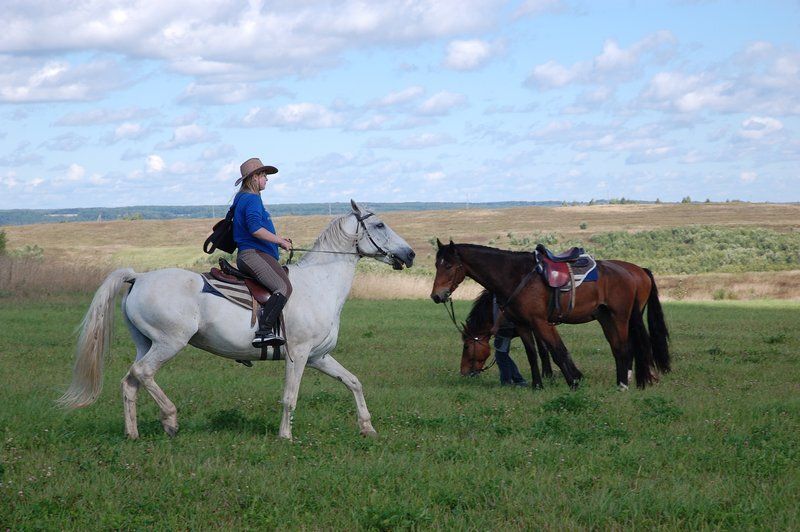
[
  {"xmin": 292, "ymin": 215, "xmax": 360, "ymax": 305},
  {"xmin": 458, "ymin": 245, "xmax": 534, "ymax": 301}
]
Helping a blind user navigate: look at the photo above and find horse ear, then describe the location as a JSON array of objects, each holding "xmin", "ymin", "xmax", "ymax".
[
  {"xmin": 436, "ymin": 238, "xmax": 443, "ymax": 249},
  {"xmin": 448, "ymin": 239, "xmax": 455, "ymax": 249},
  {"xmin": 350, "ymin": 199, "xmax": 364, "ymax": 216}
]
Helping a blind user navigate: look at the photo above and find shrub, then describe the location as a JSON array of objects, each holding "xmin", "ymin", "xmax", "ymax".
[
  {"xmin": 0, "ymin": 230, "xmax": 5, "ymax": 254},
  {"xmin": 579, "ymin": 222, "xmax": 588, "ymax": 230}
]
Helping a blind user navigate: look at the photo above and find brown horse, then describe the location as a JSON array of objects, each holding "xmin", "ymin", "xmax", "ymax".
[
  {"xmin": 431, "ymin": 240, "xmax": 670, "ymax": 390},
  {"xmin": 460, "ymin": 289, "xmax": 555, "ymax": 387}
]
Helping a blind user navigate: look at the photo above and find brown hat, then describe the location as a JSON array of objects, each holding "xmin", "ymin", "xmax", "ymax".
[{"xmin": 235, "ymin": 157, "xmax": 278, "ymax": 186}]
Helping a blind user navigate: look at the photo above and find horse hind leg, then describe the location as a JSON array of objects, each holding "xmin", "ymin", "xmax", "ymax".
[
  {"xmin": 128, "ymin": 341, "xmax": 184, "ymax": 437},
  {"xmin": 308, "ymin": 354, "xmax": 377, "ymax": 437},
  {"xmin": 120, "ymin": 291, "xmax": 152, "ymax": 440}
]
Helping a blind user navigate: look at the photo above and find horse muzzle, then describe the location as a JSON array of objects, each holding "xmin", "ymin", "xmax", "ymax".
[{"xmin": 431, "ymin": 289, "xmax": 450, "ymax": 304}]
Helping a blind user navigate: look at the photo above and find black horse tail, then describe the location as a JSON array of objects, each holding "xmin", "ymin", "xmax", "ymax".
[
  {"xmin": 644, "ymin": 268, "xmax": 671, "ymax": 373},
  {"xmin": 629, "ymin": 302, "xmax": 656, "ymax": 389}
]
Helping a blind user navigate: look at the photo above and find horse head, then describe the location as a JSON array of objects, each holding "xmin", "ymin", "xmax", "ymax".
[
  {"xmin": 349, "ymin": 199, "xmax": 415, "ymax": 270},
  {"xmin": 430, "ymin": 239, "xmax": 465, "ymax": 303},
  {"xmin": 460, "ymin": 328, "xmax": 492, "ymax": 377}
]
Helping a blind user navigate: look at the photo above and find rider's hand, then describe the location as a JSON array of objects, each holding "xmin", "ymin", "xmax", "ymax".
[{"xmin": 280, "ymin": 238, "xmax": 293, "ymax": 250}]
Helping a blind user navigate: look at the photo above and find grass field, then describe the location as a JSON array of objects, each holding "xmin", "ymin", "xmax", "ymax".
[{"xmin": 1, "ymin": 296, "xmax": 799, "ymax": 528}]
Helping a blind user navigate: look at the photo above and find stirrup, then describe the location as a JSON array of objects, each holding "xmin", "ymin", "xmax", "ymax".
[{"xmin": 252, "ymin": 331, "xmax": 285, "ymax": 348}]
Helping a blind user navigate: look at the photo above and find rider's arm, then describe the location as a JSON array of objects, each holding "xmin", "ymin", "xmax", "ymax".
[{"xmin": 252, "ymin": 227, "xmax": 291, "ymax": 250}]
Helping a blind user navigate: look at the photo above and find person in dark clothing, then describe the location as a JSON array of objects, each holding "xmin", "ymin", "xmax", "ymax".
[
  {"xmin": 491, "ymin": 296, "xmax": 529, "ymax": 387},
  {"xmin": 232, "ymin": 157, "xmax": 293, "ymax": 348}
]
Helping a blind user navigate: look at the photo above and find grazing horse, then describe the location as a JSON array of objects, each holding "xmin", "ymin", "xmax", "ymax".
[
  {"xmin": 431, "ymin": 241, "xmax": 670, "ymax": 390},
  {"xmin": 59, "ymin": 201, "xmax": 415, "ymax": 440},
  {"xmin": 460, "ymin": 289, "xmax": 555, "ymax": 386}
]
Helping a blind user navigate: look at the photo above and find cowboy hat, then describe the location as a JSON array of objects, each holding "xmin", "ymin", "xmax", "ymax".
[{"xmin": 235, "ymin": 157, "xmax": 278, "ymax": 186}]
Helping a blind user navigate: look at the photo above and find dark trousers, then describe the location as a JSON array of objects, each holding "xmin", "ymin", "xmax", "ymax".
[{"xmin": 494, "ymin": 332, "xmax": 526, "ymax": 384}]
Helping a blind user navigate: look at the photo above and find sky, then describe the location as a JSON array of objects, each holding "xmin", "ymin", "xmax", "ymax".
[{"xmin": 0, "ymin": 0, "xmax": 798, "ymax": 209}]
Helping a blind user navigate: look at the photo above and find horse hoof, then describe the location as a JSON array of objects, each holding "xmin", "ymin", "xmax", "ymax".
[
  {"xmin": 126, "ymin": 431, "xmax": 139, "ymax": 440},
  {"xmin": 163, "ymin": 424, "xmax": 179, "ymax": 438},
  {"xmin": 618, "ymin": 383, "xmax": 629, "ymax": 392},
  {"xmin": 361, "ymin": 428, "xmax": 378, "ymax": 438},
  {"xmin": 533, "ymin": 383, "xmax": 544, "ymax": 390}
]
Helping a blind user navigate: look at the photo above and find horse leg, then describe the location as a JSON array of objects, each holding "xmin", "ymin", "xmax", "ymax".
[
  {"xmin": 120, "ymin": 298, "xmax": 152, "ymax": 440},
  {"xmin": 534, "ymin": 331, "xmax": 554, "ymax": 380},
  {"xmin": 517, "ymin": 328, "xmax": 543, "ymax": 389},
  {"xmin": 278, "ymin": 345, "xmax": 309, "ymax": 441},
  {"xmin": 308, "ymin": 354, "xmax": 377, "ymax": 437},
  {"xmin": 596, "ymin": 308, "xmax": 633, "ymax": 390},
  {"xmin": 128, "ymin": 341, "xmax": 183, "ymax": 437},
  {"xmin": 531, "ymin": 320, "xmax": 583, "ymax": 389}
]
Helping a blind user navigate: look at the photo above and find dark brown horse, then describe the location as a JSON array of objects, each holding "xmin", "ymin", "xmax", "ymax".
[
  {"xmin": 431, "ymin": 240, "xmax": 670, "ymax": 390},
  {"xmin": 460, "ymin": 289, "xmax": 555, "ymax": 386}
]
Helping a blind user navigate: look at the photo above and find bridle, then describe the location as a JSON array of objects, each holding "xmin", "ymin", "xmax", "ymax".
[
  {"xmin": 286, "ymin": 212, "xmax": 399, "ymax": 265},
  {"xmin": 437, "ymin": 253, "xmax": 496, "ymax": 375}
]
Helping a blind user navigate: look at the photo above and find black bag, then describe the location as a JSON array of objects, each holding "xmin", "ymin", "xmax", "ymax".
[{"xmin": 203, "ymin": 198, "xmax": 239, "ymax": 254}]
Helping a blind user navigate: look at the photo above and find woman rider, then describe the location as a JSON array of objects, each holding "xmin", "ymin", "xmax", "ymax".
[{"xmin": 232, "ymin": 157, "xmax": 293, "ymax": 348}]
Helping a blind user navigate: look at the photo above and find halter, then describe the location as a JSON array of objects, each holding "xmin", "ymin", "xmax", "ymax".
[{"xmin": 442, "ymin": 287, "xmax": 496, "ymax": 376}]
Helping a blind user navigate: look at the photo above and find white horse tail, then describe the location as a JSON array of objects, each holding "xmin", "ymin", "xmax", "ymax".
[{"xmin": 58, "ymin": 268, "xmax": 137, "ymax": 409}]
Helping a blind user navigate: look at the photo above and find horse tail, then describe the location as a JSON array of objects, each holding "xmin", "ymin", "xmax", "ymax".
[
  {"xmin": 57, "ymin": 268, "xmax": 136, "ymax": 409},
  {"xmin": 644, "ymin": 268, "xmax": 671, "ymax": 374},
  {"xmin": 629, "ymin": 302, "xmax": 656, "ymax": 389}
]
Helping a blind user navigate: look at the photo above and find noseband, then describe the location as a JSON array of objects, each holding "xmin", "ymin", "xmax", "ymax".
[{"xmin": 464, "ymin": 334, "xmax": 496, "ymax": 375}]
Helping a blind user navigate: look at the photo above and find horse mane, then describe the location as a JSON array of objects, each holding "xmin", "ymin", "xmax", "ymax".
[
  {"xmin": 437, "ymin": 242, "xmax": 533, "ymax": 261},
  {"xmin": 296, "ymin": 214, "xmax": 356, "ymax": 266},
  {"xmin": 464, "ymin": 289, "xmax": 495, "ymax": 336}
]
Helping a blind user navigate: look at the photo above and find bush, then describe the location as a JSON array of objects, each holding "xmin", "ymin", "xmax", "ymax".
[{"xmin": 0, "ymin": 230, "xmax": 5, "ymax": 254}]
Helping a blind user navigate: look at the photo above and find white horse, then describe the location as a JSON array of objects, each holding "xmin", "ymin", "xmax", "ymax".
[{"xmin": 59, "ymin": 200, "xmax": 415, "ymax": 440}]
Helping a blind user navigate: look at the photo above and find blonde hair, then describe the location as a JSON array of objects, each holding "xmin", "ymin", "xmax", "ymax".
[{"xmin": 238, "ymin": 173, "xmax": 263, "ymax": 194}]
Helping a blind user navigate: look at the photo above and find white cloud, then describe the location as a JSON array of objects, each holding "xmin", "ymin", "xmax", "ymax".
[
  {"xmin": 371, "ymin": 86, "xmax": 424, "ymax": 107},
  {"xmin": 0, "ymin": 56, "xmax": 130, "ymax": 103},
  {"xmin": 417, "ymin": 91, "xmax": 467, "ymax": 115},
  {"xmin": 65, "ymin": 163, "xmax": 85, "ymax": 181},
  {"xmin": 526, "ymin": 31, "xmax": 676, "ymax": 89},
  {"xmin": 514, "ymin": 0, "xmax": 566, "ymax": 17},
  {"xmin": 178, "ymin": 82, "xmax": 290, "ymax": 105},
  {"xmin": 0, "ymin": 1, "xmax": 505, "ymax": 82},
  {"xmin": 146, "ymin": 155, "xmax": 165, "ymax": 173},
  {"xmin": 156, "ymin": 124, "xmax": 218, "ymax": 149},
  {"xmin": 367, "ymin": 132, "xmax": 455, "ymax": 149},
  {"xmin": 237, "ymin": 103, "xmax": 344, "ymax": 129},
  {"xmin": 40, "ymin": 132, "xmax": 88, "ymax": 151},
  {"xmin": 444, "ymin": 40, "xmax": 495, "ymax": 70},
  {"xmin": 739, "ymin": 116, "xmax": 783, "ymax": 140},
  {"xmin": 55, "ymin": 106, "xmax": 158, "ymax": 126},
  {"xmin": 740, "ymin": 171, "xmax": 758, "ymax": 182}
]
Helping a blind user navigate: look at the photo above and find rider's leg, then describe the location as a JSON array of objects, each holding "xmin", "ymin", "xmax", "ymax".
[{"xmin": 237, "ymin": 250, "xmax": 293, "ymax": 347}]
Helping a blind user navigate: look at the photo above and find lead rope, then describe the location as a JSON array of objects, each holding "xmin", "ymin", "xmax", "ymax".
[{"xmin": 443, "ymin": 298, "xmax": 496, "ymax": 374}]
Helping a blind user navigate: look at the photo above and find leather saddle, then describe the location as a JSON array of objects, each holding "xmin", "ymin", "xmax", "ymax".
[
  {"xmin": 211, "ymin": 259, "xmax": 272, "ymax": 303},
  {"xmin": 535, "ymin": 244, "xmax": 585, "ymax": 288}
]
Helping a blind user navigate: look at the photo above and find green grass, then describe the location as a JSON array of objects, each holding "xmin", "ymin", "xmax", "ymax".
[{"xmin": 1, "ymin": 297, "xmax": 799, "ymax": 528}]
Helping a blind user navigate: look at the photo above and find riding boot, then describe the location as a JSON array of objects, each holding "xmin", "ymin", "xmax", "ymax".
[{"xmin": 253, "ymin": 292, "xmax": 288, "ymax": 348}]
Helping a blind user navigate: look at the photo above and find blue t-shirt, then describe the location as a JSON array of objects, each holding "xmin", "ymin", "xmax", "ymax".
[{"xmin": 232, "ymin": 192, "xmax": 280, "ymax": 260}]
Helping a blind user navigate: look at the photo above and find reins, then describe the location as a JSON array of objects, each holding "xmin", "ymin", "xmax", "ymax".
[{"xmin": 284, "ymin": 211, "xmax": 396, "ymax": 265}]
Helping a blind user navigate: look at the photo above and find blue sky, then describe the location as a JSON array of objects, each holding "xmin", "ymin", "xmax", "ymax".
[{"xmin": 1, "ymin": 0, "xmax": 798, "ymax": 209}]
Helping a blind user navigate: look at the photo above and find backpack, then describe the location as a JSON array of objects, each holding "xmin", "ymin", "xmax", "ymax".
[{"xmin": 203, "ymin": 197, "xmax": 240, "ymax": 254}]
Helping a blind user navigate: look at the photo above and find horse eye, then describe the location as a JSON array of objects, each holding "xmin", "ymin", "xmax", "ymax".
[{"xmin": 376, "ymin": 222, "xmax": 385, "ymax": 229}]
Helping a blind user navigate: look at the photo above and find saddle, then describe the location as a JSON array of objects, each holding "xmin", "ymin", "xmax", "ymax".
[
  {"xmin": 204, "ymin": 259, "xmax": 285, "ymax": 364},
  {"xmin": 535, "ymin": 244, "xmax": 585, "ymax": 289},
  {"xmin": 211, "ymin": 259, "xmax": 271, "ymax": 304},
  {"xmin": 534, "ymin": 244, "xmax": 588, "ymax": 324}
]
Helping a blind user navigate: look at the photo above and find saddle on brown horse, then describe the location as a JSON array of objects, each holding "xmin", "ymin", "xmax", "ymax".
[{"xmin": 534, "ymin": 244, "xmax": 587, "ymax": 324}]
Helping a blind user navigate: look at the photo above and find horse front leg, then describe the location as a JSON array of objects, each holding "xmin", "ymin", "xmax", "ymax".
[
  {"xmin": 531, "ymin": 319, "xmax": 583, "ymax": 389},
  {"xmin": 308, "ymin": 354, "xmax": 377, "ymax": 437},
  {"xmin": 534, "ymin": 331, "xmax": 554, "ymax": 380},
  {"xmin": 516, "ymin": 328, "xmax": 543, "ymax": 390},
  {"xmin": 279, "ymin": 345, "xmax": 309, "ymax": 440}
]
